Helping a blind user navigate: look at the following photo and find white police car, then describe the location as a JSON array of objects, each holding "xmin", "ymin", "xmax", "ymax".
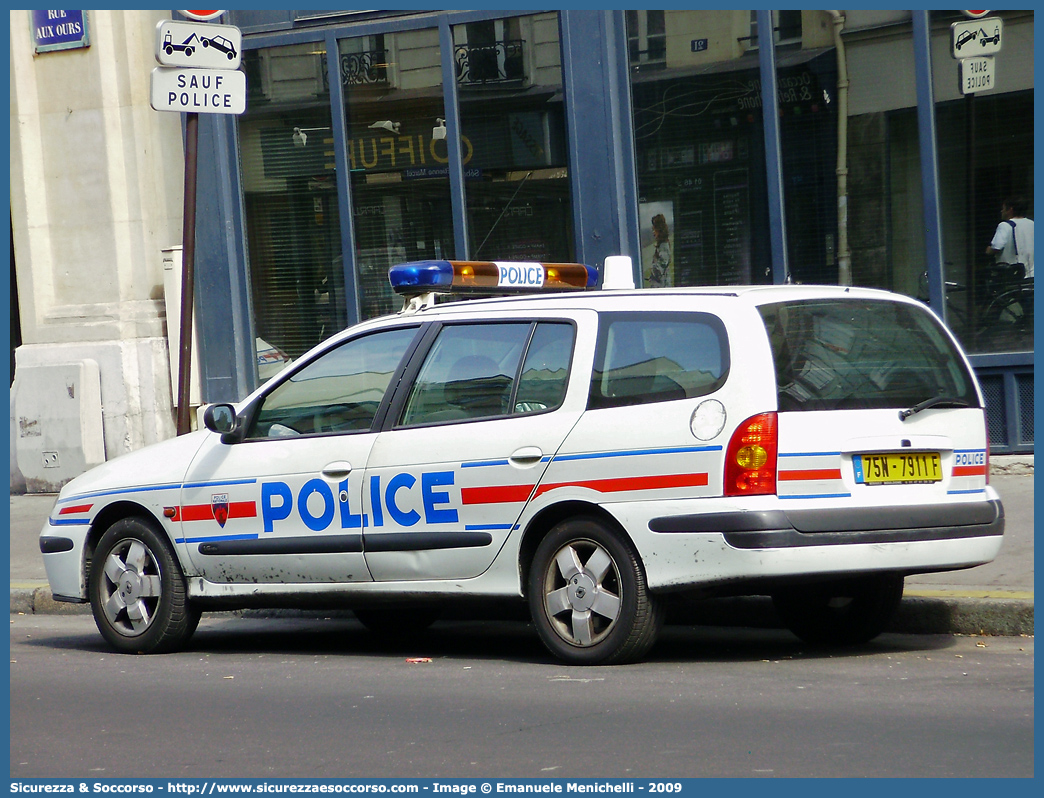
[{"xmin": 40, "ymin": 257, "xmax": 1003, "ymax": 664}]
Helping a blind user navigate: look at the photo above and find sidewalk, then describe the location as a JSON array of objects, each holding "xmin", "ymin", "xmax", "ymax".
[{"xmin": 9, "ymin": 461, "xmax": 1034, "ymax": 636}]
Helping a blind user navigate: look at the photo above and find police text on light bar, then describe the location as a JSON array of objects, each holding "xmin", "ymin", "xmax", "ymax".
[{"xmin": 389, "ymin": 260, "xmax": 598, "ymax": 297}]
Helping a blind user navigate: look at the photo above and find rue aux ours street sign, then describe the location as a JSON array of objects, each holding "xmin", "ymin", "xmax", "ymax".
[{"xmin": 30, "ymin": 10, "xmax": 89, "ymax": 53}]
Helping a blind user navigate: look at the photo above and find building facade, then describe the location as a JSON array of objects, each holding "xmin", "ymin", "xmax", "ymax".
[{"xmin": 9, "ymin": 9, "xmax": 1034, "ymax": 491}]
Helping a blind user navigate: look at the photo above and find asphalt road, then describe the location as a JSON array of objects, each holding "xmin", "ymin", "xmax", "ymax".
[{"xmin": 9, "ymin": 615, "xmax": 1034, "ymax": 778}]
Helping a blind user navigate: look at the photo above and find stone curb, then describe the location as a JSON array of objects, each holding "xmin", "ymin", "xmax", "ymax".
[{"xmin": 11, "ymin": 585, "xmax": 1034, "ymax": 638}]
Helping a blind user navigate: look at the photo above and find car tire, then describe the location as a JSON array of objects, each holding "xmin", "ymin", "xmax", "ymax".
[
  {"xmin": 772, "ymin": 574, "xmax": 905, "ymax": 646},
  {"xmin": 528, "ymin": 517, "xmax": 662, "ymax": 665},
  {"xmin": 354, "ymin": 605, "xmax": 441, "ymax": 639},
  {"xmin": 89, "ymin": 517, "xmax": 200, "ymax": 654}
]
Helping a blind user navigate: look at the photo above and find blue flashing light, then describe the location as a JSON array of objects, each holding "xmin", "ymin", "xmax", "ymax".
[{"xmin": 388, "ymin": 260, "xmax": 455, "ymax": 294}]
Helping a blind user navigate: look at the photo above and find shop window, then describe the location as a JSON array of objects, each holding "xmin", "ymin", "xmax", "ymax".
[
  {"xmin": 330, "ymin": 35, "xmax": 390, "ymax": 87},
  {"xmin": 626, "ymin": 10, "xmax": 666, "ymax": 72},
  {"xmin": 749, "ymin": 10, "xmax": 802, "ymax": 47},
  {"xmin": 629, "ymin": 11, "xmax": 768, "ymax": 288},
  {"xmin": 845, "ymin": 70, "xmax": 1032, "ymax": 356},
  {"xmin": 628, "ymin": 10, "xmax": 836, "ymax": 290},
  {"xmin": 454, "ymin": 14, "xmax": 574, "ymax": 264},
  {"xmin": 239, "ymin": 44, "xmax": 347, "ymax": 368},
  {"xmin": 340, "ymin": 29, "xmax": 457, "ymax": 321},
  {"xmin": 456, "ymin": 19, "xmax": 525, "ymax": 85}
]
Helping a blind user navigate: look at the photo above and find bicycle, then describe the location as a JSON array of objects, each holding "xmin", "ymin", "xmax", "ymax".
[{"xmin": 918, "ymin": 262, "xmax": 1033, "ymax": 353}]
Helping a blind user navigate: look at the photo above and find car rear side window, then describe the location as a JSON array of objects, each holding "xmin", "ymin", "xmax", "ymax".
[
  {"xmin": 589, "ymin": 312, "xmax": 729, "ymax": 409},
  {"xmin": 758, "ymin": 299, "xmax": 979, "ymax": 412}
]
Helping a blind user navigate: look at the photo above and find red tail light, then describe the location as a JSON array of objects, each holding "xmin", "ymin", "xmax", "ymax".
[
  {"xmin": 724, "ymin": 412, "xmax": 778, "ymax": 496},
  {"xmin": 984, "ymin": 410, "xmax": 991, "ymax": 485}
]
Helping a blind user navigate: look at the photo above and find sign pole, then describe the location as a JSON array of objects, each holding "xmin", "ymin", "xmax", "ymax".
[
  {"xmin": 176, "ymin": 111, "xmax": 199, "ymax": 435},
  {"xmin": 152, "ymin": 10, "xmax": 238, "ymax": 433}
]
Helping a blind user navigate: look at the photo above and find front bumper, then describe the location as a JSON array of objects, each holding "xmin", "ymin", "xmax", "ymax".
[{"xmin": 39, "ymin": 522, "xmax": 90, "ymax": 602}]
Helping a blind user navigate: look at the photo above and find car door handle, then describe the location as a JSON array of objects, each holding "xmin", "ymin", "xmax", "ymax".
[
  {"xmin": 509, "ymin": 447, "xmax": 544, "ymax": 466},
  {"xmin": 321, "ymin": 461, "xmax": 353, "ymax": 479}
]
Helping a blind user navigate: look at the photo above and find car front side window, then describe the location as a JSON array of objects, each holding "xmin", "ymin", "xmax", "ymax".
[
  {"xmin": 398, "ymin": 321, "xmax": 576, "ymax": 427},
  {"xmin": 247, "ymin": 326, "xmax": 419, "ymax": 439}
]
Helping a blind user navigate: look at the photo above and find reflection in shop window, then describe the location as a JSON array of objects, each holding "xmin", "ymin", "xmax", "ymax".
[
  {"xmin": 626, "ymin": 10, "xmax": 666, "ymax": 72},
  {"xmin": 628, "ymin": 10, "xmax": 837, "ymax": 290},
  {"xmin": 456, "ymin": 19, "xmax": 525, "ymax": 85},
  {"xmin": 455, "ymin": 14, "xmax": 575, "ymax": 264},
  {"xmin": 239, "ymin": 44, "xmax": 347, "ymax": 368},
  {"xmin": 341, "ymin": 29, "xmax": 457, "ymax": 321}
]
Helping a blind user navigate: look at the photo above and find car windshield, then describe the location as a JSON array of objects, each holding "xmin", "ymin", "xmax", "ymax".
[{"xmin": 758, "ymin": 298, "xmax": 979, "ymax": 412}]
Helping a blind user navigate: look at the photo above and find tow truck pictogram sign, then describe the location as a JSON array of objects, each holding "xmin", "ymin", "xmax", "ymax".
[{"xmin": 155, "ymin": 19, "xmax": 241, "ymax": 69}]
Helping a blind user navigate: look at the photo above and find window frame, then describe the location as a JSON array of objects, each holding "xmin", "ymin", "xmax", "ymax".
[
  {"xmin": 588, "ymin": 310, "xmax": 731, "ymax": 410},
  {"xmin": 757, "ymin": 298, "xmax": 981, "ymax": 413},
  {"xmin": 240, "ymin": 323, "xmax": 425, "ymax": 441}
]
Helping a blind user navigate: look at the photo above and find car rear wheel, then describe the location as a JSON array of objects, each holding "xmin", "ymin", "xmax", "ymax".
[
  {"xmin": 89, "ymin": 517, "xmax": 200, "ymax": 654},
  {"xmin": 528, "ymin": 517, "xmax": 662, "ymax": 665},
  {"xmin": 772, "ymin": 574, "xmax": 905, "ymax": 646}
]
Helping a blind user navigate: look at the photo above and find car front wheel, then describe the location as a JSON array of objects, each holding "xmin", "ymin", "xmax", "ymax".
[
  {"xmin": 89, "ymin": 517, "xmax": 200, "ymax": 654},
  {"xmin": 528, "ymin": 517, "xmax": 662, "ymax": 665},
  {"xmin": 772, "ymin": 574, "xmax": 905, "ymax": 646}
]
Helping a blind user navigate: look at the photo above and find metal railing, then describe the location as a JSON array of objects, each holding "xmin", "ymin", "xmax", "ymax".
[
  {"xmin": 322, "ymin": 49, "xmax": 389, "ymax": 90},
  {"xmin": 454, "ymin": 40, "xmax": 525, "ymax": 85}
]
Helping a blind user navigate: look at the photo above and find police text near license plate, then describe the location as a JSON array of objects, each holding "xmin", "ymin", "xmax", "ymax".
[{"xmin": 854, "ymin": 452, "xmax": 942, "ymax": 485}]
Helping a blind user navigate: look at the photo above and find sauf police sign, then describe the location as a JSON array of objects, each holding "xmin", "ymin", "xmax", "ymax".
[
  {"xmin": 151, "ymin": 68, "xmax": 246, "ymax": 114},
  {"xmin": 150, "ymin": 13, "xmax": 246, "ymax": 115}
]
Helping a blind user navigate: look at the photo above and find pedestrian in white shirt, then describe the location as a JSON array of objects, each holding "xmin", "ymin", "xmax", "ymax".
[{"xmin": 986, "ymin": 196, "xmax": 1034, "ymax": 279}]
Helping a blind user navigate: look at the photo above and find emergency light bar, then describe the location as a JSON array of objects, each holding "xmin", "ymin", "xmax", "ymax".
[{"xmin": 389, "ymin": 259, "xmax": 598, "ymax": 298}]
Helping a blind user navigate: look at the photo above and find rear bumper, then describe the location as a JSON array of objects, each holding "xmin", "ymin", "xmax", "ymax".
[{"xmin": 649, "ymin": 498, "xmax": 1004, "ymax": 549}]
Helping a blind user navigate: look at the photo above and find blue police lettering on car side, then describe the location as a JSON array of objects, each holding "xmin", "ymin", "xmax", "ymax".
[
  {"xmin": 261, "ymin": 481, "xmax": 293, "ymax": 533},
  {"xmin": 299, "ymin": 478, "xmax": 335, "ymax": 532},
  {"xmin": 422, "ymin": 471, "xmax": 459, "ymax": 524},
  {"xmin": 338, "ymin": 477, "xmax": 366, "ymax": 528},
  {"xmin": 385, "ymin": 473, "xmax": 420, "ymax": 526},
  {"xmin": 261, "ymin": 470, "xmax": 459, "ymax": 533}
]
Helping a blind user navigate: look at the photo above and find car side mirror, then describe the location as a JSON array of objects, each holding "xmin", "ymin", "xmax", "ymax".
[{"xmin": 202, "ymin": 403, "xmax": 243, "ymax": 443}]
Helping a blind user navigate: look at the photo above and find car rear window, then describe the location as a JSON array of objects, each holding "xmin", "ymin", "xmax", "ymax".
[
  {"xmin": 589, "ymin": 312, "xmax": 729, "ymax": 409},
  {"xmin": 758, "ymin": 298, "xmax": 979, "ymax": 412}
]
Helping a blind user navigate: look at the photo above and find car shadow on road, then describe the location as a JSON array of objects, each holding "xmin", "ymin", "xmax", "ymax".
[{"xmin": 17, "ymin": 612, "xmax": 959, "ymax": 664}]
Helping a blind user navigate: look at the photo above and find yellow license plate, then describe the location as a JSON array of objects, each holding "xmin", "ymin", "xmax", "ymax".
[{"xmin": 855, "ymin": 452, "xmax": 942, "ymax": 485}]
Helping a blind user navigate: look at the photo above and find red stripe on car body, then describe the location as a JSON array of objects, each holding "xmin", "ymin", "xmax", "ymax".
[
  {"xmin": 778, "ymin": 469, "xmax": 843, "ymax": 482},
  {"xmin": 172, "ymin": 502, "xmax": 257, "ymax": 522},
  {"xmin": 461, "ymin": 484, "xmax": 535, "ymax": 505},
  {"xmin": 59, "ymin": 504, "xmax": 93, "ymax": 515},
  {"xmin": 535, "ymin": 473, "xmax": 708, "ymax": 497}
]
